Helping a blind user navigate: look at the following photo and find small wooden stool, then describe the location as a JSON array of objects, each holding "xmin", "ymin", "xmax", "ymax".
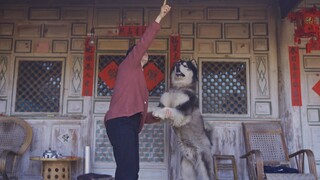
[
  {"xmin": 30, "ymin": 156, "xmax": 80, "ymax": 180},
  {"xmin": 213, "ymin": 155, "xmax": 238, "ymax": 180}
]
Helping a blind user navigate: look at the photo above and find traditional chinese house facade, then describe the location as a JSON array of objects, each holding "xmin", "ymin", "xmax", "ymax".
[{"xmin": 0, "ymin": 0, "xmax": 320, "ymax": 179}]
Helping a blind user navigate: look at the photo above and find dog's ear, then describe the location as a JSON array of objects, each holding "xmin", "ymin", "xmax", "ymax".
[{"xmin": 191, "ymin": 59, "xmax": 197, "ymax": 69}]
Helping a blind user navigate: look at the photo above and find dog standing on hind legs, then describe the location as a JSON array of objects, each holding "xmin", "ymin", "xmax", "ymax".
[{"xmin": 152, "ymin": 60, "xmax": 215, "ymax": 180}]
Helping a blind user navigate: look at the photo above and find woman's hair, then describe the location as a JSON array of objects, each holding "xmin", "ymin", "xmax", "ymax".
[{"xmin": 126, "ymin": 44, "xmax": 136, "ymax": 57}]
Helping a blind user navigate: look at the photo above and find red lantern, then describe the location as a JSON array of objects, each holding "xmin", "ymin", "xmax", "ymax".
[{"xmin": 288, "ymin": 5, "xmax": 320, "ymax": 53}]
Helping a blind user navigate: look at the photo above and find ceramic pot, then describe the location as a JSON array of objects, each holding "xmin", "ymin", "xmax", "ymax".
[{"xmin": 43, "ymin": 148, "xmax": 59, "ymax": 158}]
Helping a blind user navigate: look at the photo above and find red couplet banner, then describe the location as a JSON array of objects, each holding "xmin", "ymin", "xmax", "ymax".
[
  {"xmin": 118, "ymin": 26, "xmax": 147, "ymax": 37},
  {"xmin": 170, "ymin": 35, "xmax": 181, "ymax": 69},
  {"xmin": 82, "ymin": 37, "xmax": 95, "ymax": 96},
  {"xmin": 288, "ymin": 46, "xmax": 302, "ymax": 106}
]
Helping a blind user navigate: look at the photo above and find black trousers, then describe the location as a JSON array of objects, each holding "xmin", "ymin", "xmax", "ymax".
[{"xmin": 105, "ymin": 113, "xmax": 141, "ymax": 180}]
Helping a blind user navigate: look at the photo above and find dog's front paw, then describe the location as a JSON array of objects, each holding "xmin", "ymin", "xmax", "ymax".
[
  {"xmin": 152, "ymin": 109, "xmax": 166, "ymax": 120},
  {"xmin": 152, "ymin": 108, "xmax": 172, "ymax": 120}
]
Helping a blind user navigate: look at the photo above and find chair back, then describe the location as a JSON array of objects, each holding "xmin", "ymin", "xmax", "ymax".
[
  {"xmin": 0, "ymin": 116, "xmax": 33, "ymax": 155},
  {"xmin": 242, "ymin": 121, "xmax": 290, "ymax": 166}
]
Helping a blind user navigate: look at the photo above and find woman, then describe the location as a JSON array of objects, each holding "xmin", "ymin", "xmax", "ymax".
[{"xmin": 104, "ymin": 2, "xmax": 171, "ymax": 180}]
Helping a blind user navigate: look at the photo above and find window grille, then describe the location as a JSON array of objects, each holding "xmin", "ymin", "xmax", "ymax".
[
  {"xmin": 97, "ymin": 54, "xmax": 166, "ymax": 97},
  {"xmin": 97, "ymin": 55, "xmax": 123, "ymax": 97},
  {"xmin": 15, "ymin": 59, "xmax": 63, "ymax": 113},
  {"xmin": 200, "ymin": 60, "xmax": 248, "ymax": 115},
  {"xmin": 147, "ymin": 55, "xmax": 166, "ymax": 97}
]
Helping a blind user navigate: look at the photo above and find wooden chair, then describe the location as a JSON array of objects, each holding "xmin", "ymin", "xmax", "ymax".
[
  {"xmin": 213, "ymin": 155, "xmax": 238, "ymax": 180},
  {"xmin": 240, "ymin": 121, "xmax": 317, "ymax": 180},
  {"xmin": 0, "ymin": 116, "xmax": 33, "ymax": 180}
]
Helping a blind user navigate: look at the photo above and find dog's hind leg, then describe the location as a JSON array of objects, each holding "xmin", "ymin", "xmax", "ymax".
[
  {"xmin": 181, "ymin": 158, "xmax": 197, "ymax": 180},
  {"xmin": 201, "ymin": 150, "xmax": 215, "ymax": 180},
  {"xmin": 193, "ymin": 154, "xmax": 212, "ymax": 180}
]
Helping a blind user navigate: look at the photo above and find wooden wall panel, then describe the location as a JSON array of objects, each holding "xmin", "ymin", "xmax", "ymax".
[
  {"xmin": 0, "ymin": 38, "xmax": 12, "ymax": 51},
  {"xmin": 33, "ymin": 40, "xmax": 51, "ymax": 53},
  {"xmin": 95, "ymin": 8, "xmax": 121, "ymax": 27},
  {"xmin": 196, "ymin": 39, "xmax": 214, "ymax": 54},
  {"xmin": 123, "ymin": 8, "xmax": 144, "ymax": 26},
  {"xmin": 178, "ymin": 23, "xmax": 194, "ymax": 36},
  {"xmin": 69, "ymin": 54, "xmax": 83, "ymax": 96},
  {"xmin": 149, "ymin": 39, "xmax": 168, "ymax": 51},
  {"xmin": 304, "ymin": 56, "xmax": 320, "ymax": 69},
  {"xmin": 44, "ymin": 24, "xmax": 69, "ymax": 38},
  {"xmin": 62, "ymin": 8, "xmax": 88, "ymax": 20},
  {"xmin": 216, "ymin": 41, "xmax": 232, "ymax": 54},
  {"xmin": 25, "ymin": 123, "xmax": 46, "ymax": 177},
  {"xmin": 207, "ymin": 7, "xmax": 239, "ymax": 20},
  {"xmin": 67, "ymin": 100, "xmax": 83, "ymax": 114},
  {"xmin": 255, "ymin": 101, "xmax": 271, "ymax": 115},
  {"xmin": 15, "ymin": 40, "xmax": 32, "ymax": 53},
  {"xmin": 0, "ymin": 23, "xmax": 14, "ymax": 36},
  {"xmin": 16, "ymin": 24, "xmax": 41, "ymax": 38},
  {"xmin": 72, "ymin": 23, "xmax": 87, "ymax": 36},
  {"xmin": 0, "ymin": 54, "xmax": 9, "ymax": 97},
  {"xmin": 71, "ymin": 38, "xmax": 85, "ymax": 51},
  {"xmin": 240, "ymin": 7, "xmax": 268, "ymax": 20},
  {"xmin": 94, "ymin": 101, "xmax": 109, "ymax": 114},
  {"xmin": 252, "ymin": 23, "xmax": 268, "ymax": 36},
  {"xmin": 179, "ymin": 8, "xmax": 204, "ymax": 20},
  {"xmin": 233, "ymin": 40, "xmax": 250, "ymax": 54},
  {"xmin": 307, "ymin": 108, "xmax": 320, "ymax": 122},
  {"xmin": 224, "ymin": 23, "xmax": 250, "ymax": 39},
  {"xmin": 253, "ymin": 38, "xmax": 269, "ymax": 51},
  {"xmin": 310, "ymin": 127, "xmax": 320, "ymax": 159},
  {"xmin": 254, "ymin": 54, "xmax": 270, "ymax": 98},
  {"xmin": 52, "ymin": 40, "xmax": 68, "ymax": 53},
  {"xmin": 181, "ymin": 38, "xmax": 194, "ymax": 51},
  {"xmin": 29, "ymin": 7, "xmax": 61, "ymax": 20},
  {"xmin": 197, "ymin": 23, "xmax": 222, "ymax": 38},
  {"xmin": 97, "ymin": 39, "xmax": 129, "ymax": 51},
  {"xmin": 0, "ymin": 100, "xmax": 6, "ymax": 113},
  {"xmin": 0, "ymin": 8, "xmax": 27, "ymax": 20}
]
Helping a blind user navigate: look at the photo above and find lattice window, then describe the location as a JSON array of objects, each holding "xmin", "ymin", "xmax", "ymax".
[
  {"xmin": 97, "ymin": 54, "xmax": 166, "ymax": 97},
  {"xmin": 14, "ymin": 58, "xmax": 64, "ymax": 113},
  {"xmin": 94, "ymin": 119, "xmax": 165, "ymax": 163},
  {"xmin": 200, "ymin": 59, "xmax": 249, "ymax": 115},
  {"xmin": 97, "ymin": 55, "xmax": 123, "ymax": 97}
]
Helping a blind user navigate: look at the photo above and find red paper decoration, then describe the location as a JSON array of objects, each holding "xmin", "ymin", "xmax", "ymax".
[
  {"xmin": 288, "ymin": 46, "xmax": 302, "ymax": 106},
  {"xmin": 99, "ymin": 61, "xmax": 118, "ymax": 89},
  {"xmin": 82, "ymin": 37, "xmax": 95, "ymax": 96},
  {"xmin": 99, "ymin": 61, "xmax": 164, "ymax": 91},
  {"xmin": 118, "ymin": 26, "xmax": 147, "ymax": 37},
  {"xmin": 144, "ymin": 62, "xmax": 164, "ymax": 91},
  {"xmin": 312, "ymin": 80, "xmax": 320, "ymax": 96},
  {"xmin": 170, "ymin": 35, "xmax": 181, "ymax": 69},
  {"xmin": 288, "ymin": 5, "xmax": 320, "ymax": 53}
]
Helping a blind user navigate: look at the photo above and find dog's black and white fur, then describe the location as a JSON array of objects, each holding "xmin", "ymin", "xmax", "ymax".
[{"xmin": 152, "ymin": 60, "xmax": 214, "ymax": 180}]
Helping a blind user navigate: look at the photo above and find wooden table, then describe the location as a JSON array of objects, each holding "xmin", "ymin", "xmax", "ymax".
[{"xmin": 30, "ymin": 156, "xmax": 80, "ymax": 180}]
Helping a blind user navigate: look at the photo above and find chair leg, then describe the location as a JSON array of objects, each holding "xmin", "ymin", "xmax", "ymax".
[{"xmin": 213, "ymin": 155, "xmax": 238, "ymax": 180}]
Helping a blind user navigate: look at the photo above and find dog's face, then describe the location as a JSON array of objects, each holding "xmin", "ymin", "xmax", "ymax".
[{"xmin": 171, "ymin": 60, "xmax": 198, "ymax": 88}]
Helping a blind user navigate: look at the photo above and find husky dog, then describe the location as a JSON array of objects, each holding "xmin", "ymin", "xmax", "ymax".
[{"xmin": 152, "ymin": 60, "xmax": 214, "ymax": 180}]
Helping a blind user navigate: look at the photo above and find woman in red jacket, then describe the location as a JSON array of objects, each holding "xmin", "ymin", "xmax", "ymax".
[{"xmin": 104, "ymin": 2, "xmax": 171, "ymax": 180}]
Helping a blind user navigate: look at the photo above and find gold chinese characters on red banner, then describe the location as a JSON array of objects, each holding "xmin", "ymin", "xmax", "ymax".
[{"xmin": 288, "ymin": 46, "xmax": 302, "ymax": 106}]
